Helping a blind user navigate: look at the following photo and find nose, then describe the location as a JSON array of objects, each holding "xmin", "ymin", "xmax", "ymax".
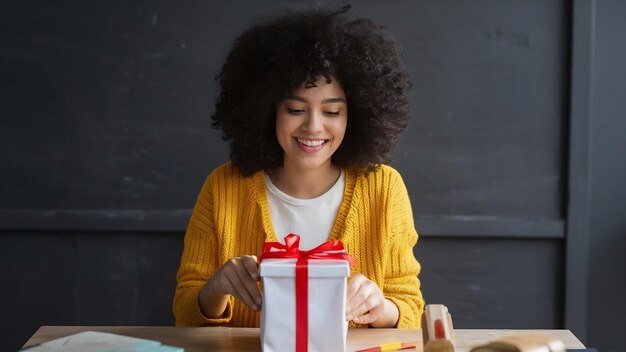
[{"xmin": 303, "ymin": 110, "xmax": 323, "ymax": 132}]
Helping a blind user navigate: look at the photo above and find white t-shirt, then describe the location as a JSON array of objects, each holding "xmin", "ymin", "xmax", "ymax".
[{"xmin": 264, "ymin": 170, "xmax": 345, "ymax": 250}]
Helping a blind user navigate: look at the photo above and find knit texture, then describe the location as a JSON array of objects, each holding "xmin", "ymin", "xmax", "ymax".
[{"xmin": 173, "ymin": 162, "xmax": 424, "ymax": 328}]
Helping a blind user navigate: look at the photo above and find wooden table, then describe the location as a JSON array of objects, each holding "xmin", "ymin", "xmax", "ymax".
[{"xmin": 23, "ymin": 326, "xmax": 585, "ymax": 352}]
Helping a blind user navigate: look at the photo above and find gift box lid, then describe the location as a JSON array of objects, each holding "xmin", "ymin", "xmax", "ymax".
[{"xmin": 259, "ymin": 259, "xmax": 350, "ymax": 278}]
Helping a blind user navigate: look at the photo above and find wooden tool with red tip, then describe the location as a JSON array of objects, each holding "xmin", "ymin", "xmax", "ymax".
[{"xmin": 421, "ymin": 304, "xmax": 455, "ymax": 352}]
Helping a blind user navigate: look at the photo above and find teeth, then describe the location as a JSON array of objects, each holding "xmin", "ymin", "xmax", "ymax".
[{"xmin": 297, "ymin": 138, "xmax": 326, "ymax": 147}]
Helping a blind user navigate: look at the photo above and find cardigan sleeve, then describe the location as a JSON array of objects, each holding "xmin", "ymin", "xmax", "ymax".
[
  {"xmin": 383, "ymin": 170, "xmax": 425, "ymax": 328},
  {"xmin": 172, "ymin": 173, "xmax": 235, "ymax": 326}
]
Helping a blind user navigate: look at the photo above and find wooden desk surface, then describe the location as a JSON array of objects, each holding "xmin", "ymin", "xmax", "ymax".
[{"xmin": 23, "ymin": 326, "xmax": 585, "ymax": 352}]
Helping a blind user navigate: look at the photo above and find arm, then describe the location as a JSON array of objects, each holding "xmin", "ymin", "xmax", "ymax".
[
  {"xmin": 382, "ymin": 170, "xmax": 424, "ymax": 328},
  {"xmin": 173, "ymin": 173, "xmax": 263, "ymax": 326},
  {"xmin": 345, "ymin": 168, "xmax": 423, "ymax": 328},
  {"xmin": 173, "ymin": 175, "xmax": 234, "ymax": 326}
]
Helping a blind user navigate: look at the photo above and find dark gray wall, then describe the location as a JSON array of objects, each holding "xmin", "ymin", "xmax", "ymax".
[
  {"xmin": 1, "ymin": 1, "xmax": 623, "ymax": 351},
  {"xmin": 586, "ymin": 0, "xmax": 626, "ymax": 350}
]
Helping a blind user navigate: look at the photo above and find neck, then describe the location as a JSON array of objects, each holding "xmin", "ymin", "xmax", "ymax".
[{"xmin": 271, "ymin": 163, "xmax": 341, "ymax": 199}]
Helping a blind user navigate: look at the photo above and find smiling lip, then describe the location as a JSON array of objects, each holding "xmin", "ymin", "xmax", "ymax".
[{"xmin": 295, "ymin": 137, "xmax": 329, "ymax": 153}]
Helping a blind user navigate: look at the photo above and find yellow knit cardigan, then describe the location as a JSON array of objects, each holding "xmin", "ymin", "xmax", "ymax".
[{"xmin": 173, "ymin": 162, "xmax": 424, "ymax": 328}]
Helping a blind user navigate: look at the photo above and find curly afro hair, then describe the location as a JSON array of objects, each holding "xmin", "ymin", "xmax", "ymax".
[{"xmin": 211, "ymin": 5, "xmax": 412, "ymax": 175}]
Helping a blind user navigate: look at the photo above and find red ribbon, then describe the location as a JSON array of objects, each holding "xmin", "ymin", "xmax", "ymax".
[{"xmin": 260, "ymin": 234, "xmax": 356, "ymax": 352}]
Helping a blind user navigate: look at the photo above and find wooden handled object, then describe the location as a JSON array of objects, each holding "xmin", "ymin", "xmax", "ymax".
[{"xmin": 422, "ymin": 304, "xmax": 455, "ymax": 352}]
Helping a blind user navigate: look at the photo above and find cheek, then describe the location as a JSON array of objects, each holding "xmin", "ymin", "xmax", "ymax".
[
  {"xmin": 275, "ymin": 114, "xmax": 291, "ymax": 134},
  {"xmin": 332, "ymin": 119, "xmax": 348, "ymax": 139},
  {"xmin": 275, "ymin": 115, "xmax": 299, "ymax": 146}
]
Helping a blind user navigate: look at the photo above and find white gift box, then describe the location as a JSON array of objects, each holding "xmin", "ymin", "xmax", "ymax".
[{"xmin": 260, "ymin": 258, "xmax": 350, "ymax": 352}]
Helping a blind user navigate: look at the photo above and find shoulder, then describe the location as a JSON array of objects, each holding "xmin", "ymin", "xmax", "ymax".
[
  {"xmin": 203, "ymin": 161, "xmax": 259, "ymax": 194},
  {"xmin": 353, "ymin": 164, "xmax": 404, "ymax": 188},
  {"xmin": 206, "ymin": 161, "xmax": 252, "ymax": 183},
  {"xmin": 355, "ymin": 164, "xmax": 412, "ymax": 205},
  {"xmin": 207, "ymin": 161, "xmax": 236, "ymax": 181},
  {"xmin": 375, "ymin": 164, "xmax": 402, "ymax": 180}
]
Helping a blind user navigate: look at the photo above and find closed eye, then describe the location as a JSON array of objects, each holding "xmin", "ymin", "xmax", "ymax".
[
  {"xmin": 324, "ymin": 111, "xmax": 341, "ymax": 116},
  {"xmin": 287, "ymin": 108, "xmax": 305, "ymax": 115}
]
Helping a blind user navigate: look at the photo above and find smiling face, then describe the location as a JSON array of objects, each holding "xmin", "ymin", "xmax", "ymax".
[{"xmin": 275, "ymin": 76, "xmax": 348, "ymax": 174}]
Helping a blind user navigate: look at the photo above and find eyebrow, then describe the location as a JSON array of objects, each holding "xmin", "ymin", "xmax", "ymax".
[{"xmin": 284, "ymin": 94, "xmax": 346, "ymax": 104}]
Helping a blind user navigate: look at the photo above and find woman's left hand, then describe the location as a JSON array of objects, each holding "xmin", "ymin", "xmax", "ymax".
[{"xmin": 345, "ymin": 273, "xmax": 386, "ymax": 324}]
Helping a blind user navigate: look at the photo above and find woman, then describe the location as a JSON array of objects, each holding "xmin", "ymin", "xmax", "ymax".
[{"xmin": 173, "ymin": 6, "xmax": 424, "ymax": 329}]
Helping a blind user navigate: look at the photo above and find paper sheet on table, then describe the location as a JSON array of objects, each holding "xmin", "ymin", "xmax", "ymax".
[{"xmin": 22, "ymin": 331, "xmax": 184, "ymax": 352}]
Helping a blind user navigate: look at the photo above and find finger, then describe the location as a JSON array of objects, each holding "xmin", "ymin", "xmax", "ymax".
[
  {"xmin": 351, "ymin": 304, "xmax": 384, "ymax": 325},
  {"xmin": 346, "ymin": 275, "xmax": 371, "ymax": 313},
  {"xmin": 346, "ymin": 273, "xmax": 366, "ymax": 302},
  {"xmin": 348, "ymin": 292, "xmax": 386, "ymax": 323},
  {"xmin": 346, "ymin": 279, "xmax": 384, "ymax": 319},
  {"xmin": 346, "ymin": 290, "xmax": 368, "ymax": 316},
  {"xmin": 224, "ymin": 265, "xmax": 259, "ymax": 311},
  {"xmin": 242, "ymin": 255, "xmax": 259, "ymax": 280},
  {"xmin": 346, "ymin": 292, "xmax": 376, "ymax": 320},
  {"xmin": 233, "ymin": 258, "xmax": 262, "ymax": 306}
]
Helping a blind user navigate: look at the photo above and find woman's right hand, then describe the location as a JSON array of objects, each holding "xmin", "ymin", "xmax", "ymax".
[{"xmin": 206, "ymin": 255, "xmax": 262, "ymax": 312}]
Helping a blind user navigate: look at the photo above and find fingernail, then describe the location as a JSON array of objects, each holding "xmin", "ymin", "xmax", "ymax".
[{"xmin": 252, "ymin": 305, "xmax": 258, "ymax": 311}]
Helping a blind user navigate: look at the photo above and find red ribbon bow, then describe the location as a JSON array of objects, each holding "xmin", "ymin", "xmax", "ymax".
[{"xmin": 260, "ymin": 234, "xmax": 356, "ymax": 352}]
